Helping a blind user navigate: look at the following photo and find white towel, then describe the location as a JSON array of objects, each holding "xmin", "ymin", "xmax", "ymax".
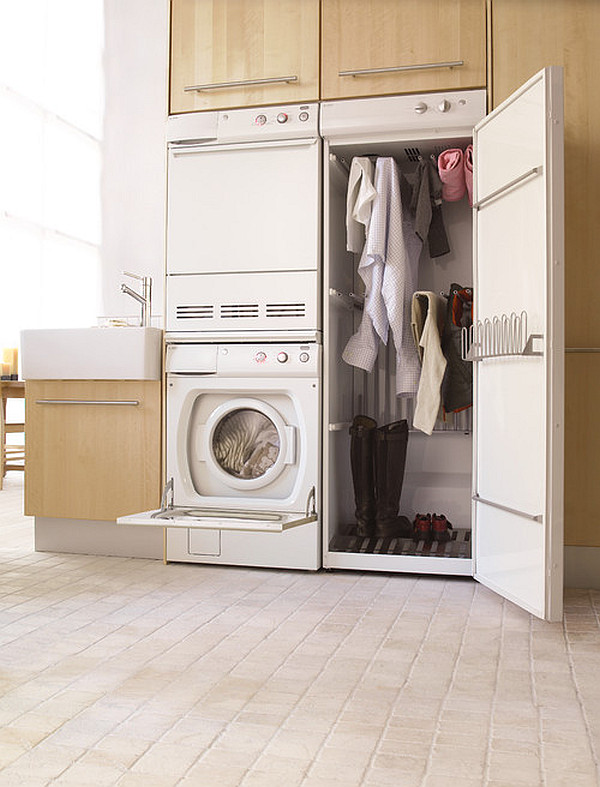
[
  {"xmin": 346, "ymin": 157, "xmax": 376, "ymax": 253},
  {"xmin": 412, "ymin": 292, "xmax": 447, "ymax": 435},
  {"xmin": 343, "ymin": 158, "xmax": 422, "ymax": 397}
]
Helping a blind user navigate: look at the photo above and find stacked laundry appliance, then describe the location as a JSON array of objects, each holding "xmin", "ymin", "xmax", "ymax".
[{"xmin": 120, "ymin": 104, "xmax": 323, "ymax": 570}]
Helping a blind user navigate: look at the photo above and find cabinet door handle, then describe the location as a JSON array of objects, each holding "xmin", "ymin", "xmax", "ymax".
[
  {"xmin": 184, "ymin": 75, "xmax": 298, "ymax": 92},
  {"xmin": 35, "ymin": 399, "xmax": 140, "ymax": 406},
  {"xmin": 339, "ymin": 60, "xmax": 464, "ymax": 78}
]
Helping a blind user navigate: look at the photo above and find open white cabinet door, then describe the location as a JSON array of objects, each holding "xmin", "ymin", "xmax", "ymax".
[{"xmin": 472, "ymin": 67, "xmax": 564, "ymax": 621}]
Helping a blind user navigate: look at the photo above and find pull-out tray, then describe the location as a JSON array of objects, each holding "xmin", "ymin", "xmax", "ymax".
[{"xmin": 117, "ymin": 507, "xmax": 317, "ymax": 533}]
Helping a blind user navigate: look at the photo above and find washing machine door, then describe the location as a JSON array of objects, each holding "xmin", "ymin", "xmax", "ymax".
[{"xmin": 197, "ymin": 398, "xmax": 295, "ymax": 492}]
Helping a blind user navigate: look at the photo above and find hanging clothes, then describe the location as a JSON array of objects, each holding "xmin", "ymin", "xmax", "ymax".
[
  {"xmin": 343, "ymin": 157, "xmax": 422, "ymax": 396},
  {"xmin": 441, "ymin": 283, "xmax": 473, "ymax": 413},
  {"xmin": 410, "ymin": 158, "xmax": 450, "ymax": 258},
  {"xmin": 438, "ymin": 148, "xmax": 466, "ymax": 202},
  {"xmin": 346, "ymin": 157, "xmax": 377, "ymax": 253},
  {"xmin": 411, "ymin": 292, "xmax": 447, "ymax": 435}
]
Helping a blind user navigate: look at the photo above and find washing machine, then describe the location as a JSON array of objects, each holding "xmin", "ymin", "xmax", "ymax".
[{"xmin": 119, "ymin": 341, "xmax": 321, "ymax": 570}]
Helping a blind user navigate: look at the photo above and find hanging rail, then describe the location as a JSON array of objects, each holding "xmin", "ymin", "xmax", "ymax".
[
  {"xmin": 462, "ymin": 311, "xmax": 543, "ymax": 362},
  {"xmin": 329, "ymin": 288, "xmax": 364, "ymax": 310}
]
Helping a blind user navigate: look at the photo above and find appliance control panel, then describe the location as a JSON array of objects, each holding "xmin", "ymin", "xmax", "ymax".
[
  {"xmin": 218, "ymin": 103, "xmax": 319, "ymax": 142},
  {"xmin": 166, "ymin": 342, "xmax": 320, "ymax": 377},
  {"xmin": 237, "ymin": 343, "xmax": 319, "ymax": 376}
]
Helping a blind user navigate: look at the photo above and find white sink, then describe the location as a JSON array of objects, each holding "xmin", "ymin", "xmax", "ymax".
[{"xmin": 21, "ymin": 327, "xmax": 163, "ymax": 380}]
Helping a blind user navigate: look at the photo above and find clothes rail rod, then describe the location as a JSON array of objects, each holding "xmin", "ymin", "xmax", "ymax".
[
  {"xmin": 36, "ymin": 400, "xmax": 140, "ymax": 406},
  {"xmin": 339, "ymin": 60, "xmax": 464, "ymax": 77},
  {"xmin": 472, "ymin": 494, "xmax": 542, "ymax": 522},
  {"xmin": 474, "ymin": 166, "xmax": 542, "ymax": 210},
  {"xmin": 184, "ymin": 75, "xmax": 298, "ymax": 92},
  {"xmin": 566, "ymin": 348, "xmax": 600, "ymax": 353}
]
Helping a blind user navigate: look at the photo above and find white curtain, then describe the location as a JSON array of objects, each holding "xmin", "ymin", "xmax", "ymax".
[{"xmin": 0, "ymin": 0, "xmax": 104, "ymax": 353}]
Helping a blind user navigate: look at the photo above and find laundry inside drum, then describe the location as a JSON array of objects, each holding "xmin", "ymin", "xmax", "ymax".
[{"xmin": 212, "ymin": 408, "xmax": 280, "ymax": 479}]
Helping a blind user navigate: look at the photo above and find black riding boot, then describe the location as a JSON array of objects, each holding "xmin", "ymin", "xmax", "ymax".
[
  {"xmin": 374, "ymin": 420, "xmax": 412, "ymax": 537},
  {"xmin": 349, "ymin": 415, "xmax": 377, "ymax": 537}
]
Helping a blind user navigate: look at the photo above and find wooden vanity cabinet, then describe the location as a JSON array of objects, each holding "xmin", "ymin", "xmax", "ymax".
[
  {"xmin": 490, "ymin": 0, "xmax": 600, "ymax": 547},
  {"xmin": 25, "ymin": 380, "xmax": 161, "ymax": 521},
  {"xmin": 321, "ymin": 0, "xmax": 486, "ymax": 101},
  {"xmin": 169, "ymin": 0, "xmax": 320, "ymax": 113}
]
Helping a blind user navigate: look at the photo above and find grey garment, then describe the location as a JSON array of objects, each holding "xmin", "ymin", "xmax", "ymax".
[
  {"xmin": 440, "ymin": 283, "xmax": 473, "ymax": 413},
  {"xmin": 410, "ymin": 159, "xmax": 450, "ymax": 258}
]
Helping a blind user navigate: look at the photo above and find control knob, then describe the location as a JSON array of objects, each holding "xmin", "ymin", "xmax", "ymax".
[
  {"xmin": 254, "ymin": 114, "xmax": 267, "ymax": 126},
  {"xmin": 414, "ymin": 102, "xmax": 428, "ymax": 114},
  {"xmin": 255, "ymin": 351, "xmax": 267, "ymax": 363},
  {"xmin": 438, "ymin": 99, "xmax": 451, "ymax": 113},
  {"xmin": 277, "ymin": 352, "xmax": 289, "ymax": 363},
  {"xmin": 299, "ymin": 352, "xmax": 310, "ymax": 363},
  {"xmin": 276, "ymin": 112, "xmax": 289, "ymax": 124}
]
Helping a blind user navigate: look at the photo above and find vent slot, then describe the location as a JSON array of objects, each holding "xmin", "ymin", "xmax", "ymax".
[
  {"xmin": 176, "ymin": 305, "xmax": 214, "ymax": 319},
  {"xmin": 220, "ymin": 303, "xmax": 260, "ymax": 319},
  {"xmin": 266, "ymin": 303, "xmax": 307, "ymax": 318},
  {"xmin": 404, "ymin": 146, "xmax": 421, "ymax": 163}
]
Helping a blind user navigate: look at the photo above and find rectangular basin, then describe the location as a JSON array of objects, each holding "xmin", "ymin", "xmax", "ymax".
[{"xmin": 21, "ymin": 327, "xmax": 163, "ymax": 380}]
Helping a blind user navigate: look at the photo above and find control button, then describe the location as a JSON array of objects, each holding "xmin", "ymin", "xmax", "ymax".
[
  {"xmin": 254, "ymin": 351, "xmax": 267, "ymax": 363},
  {"xmin": 299, "ymin": 352, "xmax": 310, "ymax": 363},
  {"xmin": 298, "ymin": 111, "xmax": 309, "ymax": 122},
  {"xmin": 438, "ymin": 99, "xmax": 451, "ymax": 113},
  {"xmin": 414, "ymin": 102, "xmax": 428, "ymax": 114},
  {"xmin": 277, "ymin": 352, "xmax": 289, "ymax": 363},
  {"xmin": 276, "ymin": 112, "xmax": 288, "ymax": 124},
  {"xmin": 255, "ymin": 114, "xmax": 267, "ymax": 126}
]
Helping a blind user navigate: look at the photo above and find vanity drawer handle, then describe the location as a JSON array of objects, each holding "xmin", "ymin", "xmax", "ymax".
[{"xmin": 35, "ymin": 399, "xmax": 140, "ymax": 406}]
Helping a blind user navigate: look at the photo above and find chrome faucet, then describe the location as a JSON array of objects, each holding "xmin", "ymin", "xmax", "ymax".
[{"xmin": 120, "ymin": 271, "xmax": 152, "ymax": 327}]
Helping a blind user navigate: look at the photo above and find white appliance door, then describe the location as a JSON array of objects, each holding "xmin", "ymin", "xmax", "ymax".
[
  {"xmin": 472, "ymin": 67, "xmax": 564, "ymax": 621},
  {"xmin": 167, "ymin": 138, "xmax": 320, "ymax": 275}
]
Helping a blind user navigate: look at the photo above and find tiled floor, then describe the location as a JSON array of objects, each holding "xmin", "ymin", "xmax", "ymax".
[{"xmin": 0, "ymin": 474, "xmax": 599, "ymax": 786}]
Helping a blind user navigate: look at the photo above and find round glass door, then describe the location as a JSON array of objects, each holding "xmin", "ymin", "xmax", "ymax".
[{"xmin": 212, "ymin": 408, "xmax": 280, "ymax": 480}]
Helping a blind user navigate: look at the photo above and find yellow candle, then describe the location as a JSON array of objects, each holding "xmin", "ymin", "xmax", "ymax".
[
  {"xmin": 2, "ymin": 348, "xmax": 18, "ymax": 376},
  {"xmin": 1, "ymin": 362, "xmax": 9, "ymax": 377}
]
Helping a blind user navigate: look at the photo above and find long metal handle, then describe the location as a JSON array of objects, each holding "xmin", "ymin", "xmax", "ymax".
[
  {"xmin": 474, "ymin": 166, "xmax": 542, "ymax": 210},
  {"xmin": 36, "ymin": 399, "xmax": 140, "ymax": 406},
  {"xmin": 184, "ymin": 75, "xmax": 298, "ymax": 92},
  {"xmin": 171, "ymin": 138, "xmax": 317, "ymax": 156},
  {"xmin": 566, "ymin": 348, "xmax": 600, "ymax": 353},
  {"xmin": 473, "ymin": 494, "xmax": 542, "ymax": 523},
  {"xmin": 339, "ymin": 60, "xmax": 464, "ymax": 77}
]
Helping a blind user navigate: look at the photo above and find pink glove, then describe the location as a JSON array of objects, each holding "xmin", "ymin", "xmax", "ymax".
[
  {"xmin": 464, "ymin": 144, "xmax": 474, "ymax": 207},
  {"xmin": 438, "ymin": 148, "xmax": 466, "ymax": 202}
]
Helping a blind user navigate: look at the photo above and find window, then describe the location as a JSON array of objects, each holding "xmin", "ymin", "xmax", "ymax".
[{"xmin": 0, "ymin": 1, "xmax": 104, "ymax": 351}]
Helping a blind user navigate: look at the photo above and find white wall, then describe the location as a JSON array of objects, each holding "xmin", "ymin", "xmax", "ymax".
[{"xmin": 101, "ymin": 0, "xmax": 169, "ymax": 324}]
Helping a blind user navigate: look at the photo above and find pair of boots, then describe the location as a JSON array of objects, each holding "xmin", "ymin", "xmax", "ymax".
[{"xmin": 350, "ymin": 416, "xmax": 412, "ymax": 539}]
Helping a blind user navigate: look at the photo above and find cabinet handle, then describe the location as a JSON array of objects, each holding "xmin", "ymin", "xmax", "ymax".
[
  {"xmin": 339, "ymin": 60, "xmax": 464, "ymax": 78},
  {"xmin": 36, "ymin": 399, "xmax": 140, "ymax": 406},
  {"xmin": 184, "ymin": 75, "xmax": 298, "ymax": 93}
]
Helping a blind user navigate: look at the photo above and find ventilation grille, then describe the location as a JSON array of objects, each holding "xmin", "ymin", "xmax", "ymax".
[
  {"xmin": 404, "ymin": 146, "xmax": 421, "ymax": 162},
  {"xmin": 176, "ymin": 305, "xmax": 214, "ymax": 319},
  {"xmin": 220, "ymin": 303, "xmax": 260, "ymax": 319},
  {"xmin": 266, "ymin": 303, "xmax": 306, "ymax": 318}
]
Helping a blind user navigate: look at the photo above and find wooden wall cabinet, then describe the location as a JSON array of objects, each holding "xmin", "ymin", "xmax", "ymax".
[
  {"xmin": 170, "ymin": 0, "xmax": 320, "ymax": 113},
  {"xmin": 321, "ymin": 0, "xmax": 487, "ymax": 101},
  {"xmin": 490, "ymin": 0, "xmax": 600, "ymax": 547},
  {"xmin": 25, "ymin": 380, "xmax": 161, "ymax": 522}
]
